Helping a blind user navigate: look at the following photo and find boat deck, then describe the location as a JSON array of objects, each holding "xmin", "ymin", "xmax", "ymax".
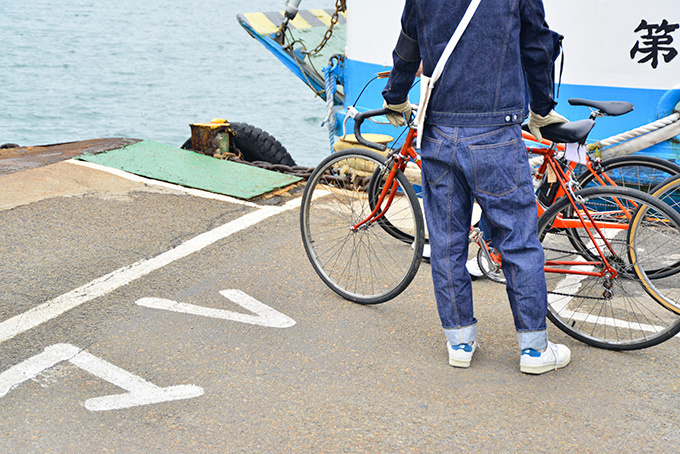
[{"xmin": 237, "ymin": 9, "xmax": 346, "ymax": 103}]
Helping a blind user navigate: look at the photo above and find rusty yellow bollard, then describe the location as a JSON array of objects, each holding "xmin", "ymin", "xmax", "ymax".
[{"xmin": 189, "ymin": 118, "xmax": 234, "ymax": 157}]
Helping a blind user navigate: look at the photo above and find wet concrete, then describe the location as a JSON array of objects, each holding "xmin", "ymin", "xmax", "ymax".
[{"xmin": 0, "ymin": 139, "xmax": 141, "ymax": 176}]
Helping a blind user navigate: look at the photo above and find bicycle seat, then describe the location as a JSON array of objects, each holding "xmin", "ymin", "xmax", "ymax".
[
  {"xmin": 522, "ymin": 119, "xmax": 596, "ymax": 144},
  {"xmin": 568, "ymin": 98, "xmax": 634, "ymax": 116}
]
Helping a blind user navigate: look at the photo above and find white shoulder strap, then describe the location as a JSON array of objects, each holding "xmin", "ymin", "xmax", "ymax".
[{"xmin": 430, "ymin": 0, "xmax": 482, "ymax": 84}]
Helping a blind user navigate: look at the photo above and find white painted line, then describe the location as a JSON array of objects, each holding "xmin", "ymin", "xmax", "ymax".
[
  {"xmin": 556, "ymin": 309, "xmax": 672, "ymax": 335},
  {"xmin": 71, "ymin": 350, "xmax": 203, "ymax": 411},
  {"xmin": 68, "ymin": 159, "xmax": 262, "ymax": 208},
  {"xmin": 0, "ymin": 200, "xmax": 301, "ymax": 344},
  {"xmin": 136, "ymin": 289, "xmax": 296, "ymax": 328},
  {"xmin": 0, "ymin": 344, "xmax": 80, "ymax": 398},
  {"xmin": 0, "ymin": 344, "xmax": 203, "ymax": 411}
]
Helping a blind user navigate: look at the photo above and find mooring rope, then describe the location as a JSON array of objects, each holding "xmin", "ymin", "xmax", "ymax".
[
  {"xmin": 322, "ymin": 64, "xmax": 337, "ymax": 153},
  {"xmin": 589, "ymin": 110, "xmax": 680, "ymax": 150}
]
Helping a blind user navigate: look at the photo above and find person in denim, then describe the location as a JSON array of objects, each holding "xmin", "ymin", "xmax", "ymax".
[{"xmin": 382, "ymin": 0, "xmax": 571, "ymax": 374}]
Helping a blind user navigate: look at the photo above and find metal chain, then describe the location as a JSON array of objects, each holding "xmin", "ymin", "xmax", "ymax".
[
  {"xmin": 308, "ymin": 0, "xmax": 346, "ymax": 56},
  {"xmin": 548, "ymin": 290, "xmax": 607, "ymax": 301},
  {"xmin": 218, "ymin": 156, "xmax": 316, "ymax": 180}
]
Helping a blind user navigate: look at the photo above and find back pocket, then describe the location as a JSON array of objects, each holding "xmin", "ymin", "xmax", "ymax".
[
  {"xmin": 470, "ymin": 138, "xmax": 520, "ymax": 197},
  {"xmin": 421, "ymin": 135, "xmax": 449, "ymax": 186}
]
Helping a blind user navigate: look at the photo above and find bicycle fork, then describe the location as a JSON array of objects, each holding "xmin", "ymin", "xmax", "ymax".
[{"xmin": 351, "ymin": 156, "xmax": 408, "ymax": 232}]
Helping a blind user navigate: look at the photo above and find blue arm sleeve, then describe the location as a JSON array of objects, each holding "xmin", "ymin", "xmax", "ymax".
[
  {"xmin": 520, "ymin": 0, "xmax": 560, "ymax": 116},
  {"xmin": 382, "ymin": 1, "xmax": 421, "ymax": 105}
]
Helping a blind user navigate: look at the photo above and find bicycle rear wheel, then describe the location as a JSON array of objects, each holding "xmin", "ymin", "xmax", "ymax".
[
  {"xmin": 630, "ymin": 175, "xmax": 680, "ymax": 313},
  {"xmin": 300, "ymin": 148, "xmax": 425, "ymax": 304},
  {"xmin": 538, "ymin": 186, "xmax": 680, "ymax": 350},
  {"xmin": 577, "ymin": 155, "xmax": 680, "ymax": 192}
]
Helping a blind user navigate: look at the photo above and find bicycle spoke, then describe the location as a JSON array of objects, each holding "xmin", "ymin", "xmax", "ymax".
[{"xmin": 539, "ymin": 186, "xmax": 680, "ymax": 350}]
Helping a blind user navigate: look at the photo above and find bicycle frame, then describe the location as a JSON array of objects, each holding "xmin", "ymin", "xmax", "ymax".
[
  {"xmin": 303, "ymin": 103, "xmax": 680, "ymax": 349},
  {"xmin": 351, "ymin": 127, "xmax": 420, "ymax": 231},
  {"xmin": 353, "ymin": 115, "xmax": 626, "ymax": 281},
  {"xmin": 522, "ymin": 129, "xmax": 674, "ymax": 197}
]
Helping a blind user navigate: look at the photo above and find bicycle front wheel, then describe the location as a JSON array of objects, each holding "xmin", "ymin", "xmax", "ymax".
[
  {"xmin": 538, "ymin": 186, "xmax": 680, "ymax": 350},
  {"xmin": 300, "ymin": 148, "xmax": 425, "ymax": 304}
]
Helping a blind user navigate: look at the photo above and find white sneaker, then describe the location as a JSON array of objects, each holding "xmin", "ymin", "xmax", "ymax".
[
  {"xmin": 466, "ymin": 257, "xmax": 483, "ymax": 278},
  {"xmin": 447, "ymin": 340, "xmax": 478, "ymax": 368},
  {"xmin": 519, "ymin": 341, "xmax": 571, "ymax": 375}
]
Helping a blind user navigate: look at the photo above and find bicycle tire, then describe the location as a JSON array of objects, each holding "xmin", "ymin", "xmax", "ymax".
[
  {"xmin": 367, "ymin": 150, "xmax": 427, "ymax": 245},
  {"xmin": 629, "ymin": 175, "xmax": 680, "ymax": 312},
  {"xmin": 576, "ymin": 155, "xmax": 680, "ymax": 191},
  {"xmin": 300, "ymin": 148, "xmax": 425, "ymax": 304},
  {"xmin": 538, "ymin": 186, "xmax": 680, "ymax": 350},
  {"xmin": 566, "ymin": 155, "xmax": 680, "ymax": 261}
]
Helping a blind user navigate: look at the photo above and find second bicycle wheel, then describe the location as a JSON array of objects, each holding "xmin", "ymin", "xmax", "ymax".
[
  {"xmin": 300, "ymin": 148, "xmax": 425, "ymax": 304},
  {"xmin": 538, "ymin": 186, "xmax": 680, "ymax": 350},
  {"xmin": 629, "ymin": 175, "xmax": 680, "ymax": 313},
  {"xmin": 577, "ymin": 154, "xmax": 680, "ymax": 192},
  {"xmin": 367, "ymin": 148, "xmax": 427, "ymax": 244}
]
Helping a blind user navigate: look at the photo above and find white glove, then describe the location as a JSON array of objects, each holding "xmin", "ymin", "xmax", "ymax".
[
  {"xmin": 528, "ymin": 108, "xmax": 568, "ymax": 142},
  {"xmin": 383, "ymin": 100, "xmax": 412, "ymax": 127}
]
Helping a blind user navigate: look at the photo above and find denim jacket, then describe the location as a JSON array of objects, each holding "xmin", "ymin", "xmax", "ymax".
[{"xmin": 382, "ymin": 0, "xmax": 561, "ymax": 127}]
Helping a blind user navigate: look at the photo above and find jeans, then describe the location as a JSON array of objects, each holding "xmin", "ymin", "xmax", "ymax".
[{"xmin": 420, "ymin": 124, "xmax": 548, "ymax": 351}]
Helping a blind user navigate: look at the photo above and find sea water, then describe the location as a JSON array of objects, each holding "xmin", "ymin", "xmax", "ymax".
[{"xmin": 0, "ymin": 0, "xmax": 335, "ymax": 167}]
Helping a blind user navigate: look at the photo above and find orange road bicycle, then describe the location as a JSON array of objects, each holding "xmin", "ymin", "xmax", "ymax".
[
  {"xmin": 300, "ymin": 106, "xmax": 680, "ymax": 350},
  {"xmin": 523, "ymin": 98, "xmax": 680, "ymax": 200}
]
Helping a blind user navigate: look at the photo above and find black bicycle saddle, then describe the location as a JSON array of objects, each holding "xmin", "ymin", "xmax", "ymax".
[
  {"xmin": 568, "ymin": 98, "xmax": 634, "ymax": 116},
  {"xmin": 522, "ymin": 119, "xmax": 596, "ymax": 144}
]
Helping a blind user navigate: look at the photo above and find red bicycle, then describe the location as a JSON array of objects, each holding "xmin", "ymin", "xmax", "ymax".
[{"xmin": 300, "ymin": 106, "xmax": 680, "ymax": 350}]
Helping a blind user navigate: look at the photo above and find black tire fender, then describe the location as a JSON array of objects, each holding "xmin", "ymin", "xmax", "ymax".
[{"xmin": 181, "ymin": 123, "xmax": 295, "ymax": 166}]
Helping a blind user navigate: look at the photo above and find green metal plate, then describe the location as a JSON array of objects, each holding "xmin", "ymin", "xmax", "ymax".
[{"xmin": 77, "ymin": 140, "xmax": 300, "ymax": 200}]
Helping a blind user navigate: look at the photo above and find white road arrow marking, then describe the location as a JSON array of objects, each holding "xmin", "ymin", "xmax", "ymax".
[
  {"xmin": 136, "ymin": 289, "xmax": 296, "ymax": 328},
  {"xmin": 0, "ymin": 344, "xmax": 203, "ymax": 411},
  {"xmin": 0, "ymin": 197, "xmax": 302, "ymax": 345}
]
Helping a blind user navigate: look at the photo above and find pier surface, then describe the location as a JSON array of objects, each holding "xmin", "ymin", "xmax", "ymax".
[{"xmin": 1, "ymin": 154, "xmax": 679, "ymax": 452}]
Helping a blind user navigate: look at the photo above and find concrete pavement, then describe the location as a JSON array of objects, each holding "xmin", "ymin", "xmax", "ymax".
[{"xmin": 1, "ymin": 159, "xmax": 679, "ymax": 452}]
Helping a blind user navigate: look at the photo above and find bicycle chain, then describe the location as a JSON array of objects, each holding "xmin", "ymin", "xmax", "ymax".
[
  {"xmin": 547, "ymin": 290, "xmax": 607, "ymax": 301},
  {"xmin": 482, "ymin": 225, "xmax": 615, "ymax": 304}
]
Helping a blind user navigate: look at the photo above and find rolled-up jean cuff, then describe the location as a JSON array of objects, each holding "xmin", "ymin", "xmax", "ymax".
[
  {"xmin": 517, "ymin": 330, "xmax": 548, "ymax": 351},
  {"xmin": 444, "ymin": 323, "xmax": 477, "ymax": 345}
]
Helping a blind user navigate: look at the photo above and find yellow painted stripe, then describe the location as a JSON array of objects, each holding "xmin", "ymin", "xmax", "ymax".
[
  {"xmin": 287, "ymin": 11, "xmax": 312, "ymax": 29},
  {"xmin": 243, "ymin": 12, "xmax": 278, "ymax": 35},
  {"xmin": 309, "ymin": 9, "xmax": 333, "ymax": 26}
]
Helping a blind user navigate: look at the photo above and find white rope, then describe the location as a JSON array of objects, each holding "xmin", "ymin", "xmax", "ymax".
[
  {"xmin": 323, "ymin": 65, "xmax": 337, "ymax": 153},
  {"xmin": 589, "ymin": 111, "xmax": 680, "ymax": 150}
]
